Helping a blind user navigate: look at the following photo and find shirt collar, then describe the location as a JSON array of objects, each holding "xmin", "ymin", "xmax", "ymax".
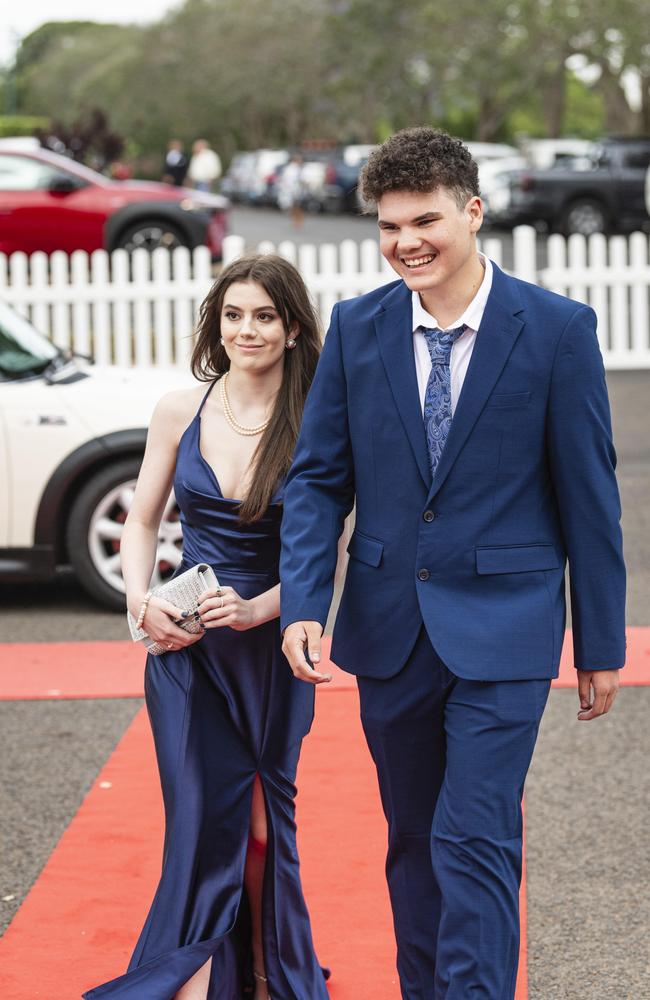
[{"xmin": 412, "ymin": 253, "xmax": 493, "ymax": 334}]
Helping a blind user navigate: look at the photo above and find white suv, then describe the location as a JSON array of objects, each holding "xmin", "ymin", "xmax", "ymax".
[{"xmin": 0, "ymin": 300, "xmax": 192, "ymax": 609}]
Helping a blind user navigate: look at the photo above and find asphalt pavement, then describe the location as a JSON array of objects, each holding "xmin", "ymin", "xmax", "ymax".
[
  {"xmin": 526, "ymin": 688, "xmax": 649, "ymax": 1000},
  {"xmin": 230, "ymin": 204, "xmax": 379, "ymax": 247},
  {"xmin": 0, "ymin": 699, "xmax": 141, "ymax": 934}
]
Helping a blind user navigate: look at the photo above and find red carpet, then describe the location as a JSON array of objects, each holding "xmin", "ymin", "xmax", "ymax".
[
  {"xmin": 0, "ymin": 652, "xmax": 529, "ymax": 999},
  {"xmin": 1, "ymin": 629, "xmax": 648, "ymax": 701},
  {"xmin": 10, "ymin": 625, "xmax": 645, "ymax": 996}
]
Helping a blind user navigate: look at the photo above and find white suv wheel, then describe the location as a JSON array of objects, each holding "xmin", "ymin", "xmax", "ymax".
[
  {"xmin": 67, "ymin": 458, "xmax": 183, "ymax": 610},
  {"xmin": 88, "ymin": 481, "xmax": 182, "ymax": 595}
]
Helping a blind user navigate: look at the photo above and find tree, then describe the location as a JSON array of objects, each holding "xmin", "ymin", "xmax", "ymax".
[
  {"xmin": 15, "ymin": 21, "xmax": 139, "ymax": 120},
  {"xmin": 36, "ymin": 108, "xmax": 125, "ymax": 170},
  {"xmin": 12, "ymin": 0, "xmax": 650, "ymax": 164}
]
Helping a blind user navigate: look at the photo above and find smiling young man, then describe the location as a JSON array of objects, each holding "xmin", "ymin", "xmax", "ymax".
[{"xmin": 280, "ymin": 128, "xmax": 626, "ymax": 998}]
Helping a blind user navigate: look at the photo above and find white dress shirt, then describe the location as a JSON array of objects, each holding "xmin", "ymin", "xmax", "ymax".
[{"xmin": 412, "ymin": 254, "xmax": 493, "ymax": 415}]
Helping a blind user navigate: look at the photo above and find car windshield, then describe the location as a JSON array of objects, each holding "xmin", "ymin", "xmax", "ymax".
[
  {"xmin": 31, "ymin": 148, "xmax": 110, "ymax": 186},
  {"xmin": 592, "ymin": 146, "xmax": 611, "ymax": 169},
  {"xmin": 0, "ymin": 301, "xmax": 59, "ymax": 375}
]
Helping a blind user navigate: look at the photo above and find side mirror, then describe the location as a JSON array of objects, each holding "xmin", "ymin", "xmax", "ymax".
[{"xmin": 47, "ymin": 174, "xmax": 81, "ymax": 194}]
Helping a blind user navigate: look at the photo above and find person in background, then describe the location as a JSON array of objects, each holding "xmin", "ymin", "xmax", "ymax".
[
  {"xmin": 277, "ymin": 154, "xmax": 305, "ymax": 229},
  {"xmin": 163, "ymin": 139, "xmax": 189, "ymax": 187},
  {"xmin": 188, "ymin": 138, "xmax": 222, "ymax": 193}
]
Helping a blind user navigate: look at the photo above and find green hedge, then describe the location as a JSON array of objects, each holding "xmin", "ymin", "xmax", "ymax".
[{"xmin": 0, "ymin": 115, "xmax": 50, "ymax": 138}]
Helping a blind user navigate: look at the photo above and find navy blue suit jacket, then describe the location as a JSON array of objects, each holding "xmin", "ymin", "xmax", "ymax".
[{"xmin": 280, "ymin": 263, "xmax": 626, "ymax": 681}]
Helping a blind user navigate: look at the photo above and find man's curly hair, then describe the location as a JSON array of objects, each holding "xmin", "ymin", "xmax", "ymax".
[{"xmin": 360, "ymin": 127, "xmax": 479, "ymax": 209}]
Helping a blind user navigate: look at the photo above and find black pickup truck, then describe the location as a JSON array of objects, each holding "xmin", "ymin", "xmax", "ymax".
[{"xmin": 489, "ymin": 138, "xmax": 650, "ymax": 236}]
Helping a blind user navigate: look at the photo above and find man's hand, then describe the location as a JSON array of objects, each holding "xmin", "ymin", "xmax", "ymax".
[
  {"xmin": 576, "ymin": 669, "xmax": 620, "ymax": 721},
  {"xmin": 282, "ymin": 621, "xmax": 332, "ymax": 685}
]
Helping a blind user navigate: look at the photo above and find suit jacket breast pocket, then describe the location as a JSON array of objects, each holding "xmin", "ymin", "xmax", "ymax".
[{"xmin": 486, "ymin": 391, "xmax": 531, "ymax": 409}]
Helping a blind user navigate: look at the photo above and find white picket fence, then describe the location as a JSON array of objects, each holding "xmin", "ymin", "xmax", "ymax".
[
  {"xmin": 1, "ymin": 227, "xmax": 650, "ymax": 369},
  {"xmin": 539, "ymin": 232, "xmax": 650, "ymax": 369},
  {"xmin": 0, "ymin": 245, "xmax": 214, "ymax": 368}
]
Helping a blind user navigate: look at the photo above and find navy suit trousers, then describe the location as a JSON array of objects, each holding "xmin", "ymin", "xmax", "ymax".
[{"xmin": 357, "ymin": 629, "xmax": 550, "ymax": 1000}]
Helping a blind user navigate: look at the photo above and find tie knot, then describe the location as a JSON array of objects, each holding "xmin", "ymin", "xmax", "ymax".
[{"xmin": 421, "ymin": 324, "xmax": 466, "ymax": 364}]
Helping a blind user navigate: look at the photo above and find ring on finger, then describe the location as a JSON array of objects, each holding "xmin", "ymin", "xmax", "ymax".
[
  {"xmin": 166, "ymin": 642, "xmax": 174, "ymax": 650},
  {"xmin": 220, "ymin": 596, "xmax": 224, "ymax": 609}
]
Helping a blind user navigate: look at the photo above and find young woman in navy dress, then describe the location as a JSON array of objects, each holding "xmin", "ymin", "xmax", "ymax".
[{"xmin": 84, "ymin": 255, "xmax": 329, "ymax": 1000}]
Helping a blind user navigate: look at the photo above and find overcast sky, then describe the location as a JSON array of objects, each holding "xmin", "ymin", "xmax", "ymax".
[{"xmin": 1, "ymin": 1, "xmax": 180, "ymax": 65}]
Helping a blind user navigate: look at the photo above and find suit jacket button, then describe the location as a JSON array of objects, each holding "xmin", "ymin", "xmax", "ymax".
[
  {"xmin": 423, "ymin": 510, "xmax": 435, "ymax": 522},
  {"xmin": 418, "ymin": 568, "xmax": 430, "ymax": 581}
]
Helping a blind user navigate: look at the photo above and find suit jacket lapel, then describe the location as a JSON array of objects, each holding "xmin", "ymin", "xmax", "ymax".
[
  {"xmin": 428, "ymin": 265, "xmax": 525, "ymax": 499},
  {"xmin": 374, "ymin": 282, "xmax": 431, "ymax": 489}
]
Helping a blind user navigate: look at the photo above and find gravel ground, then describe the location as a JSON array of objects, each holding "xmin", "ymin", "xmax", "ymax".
[
  {"xmin": 0, "ymin": 699, "xmax": 142, "ymax": 935},
  {"xmin": 526, "ymin": 688, "xmax": 650, "ymax": 1000}
]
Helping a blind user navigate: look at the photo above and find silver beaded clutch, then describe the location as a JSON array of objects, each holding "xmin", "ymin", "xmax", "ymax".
[{"xmin": 127, "ymin": 563, "xmax": 219, "ymax": 656}]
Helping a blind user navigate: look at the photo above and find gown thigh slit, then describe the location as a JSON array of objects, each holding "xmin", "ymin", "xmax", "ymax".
[{"xmin": 84, "ymin": 385, "xmax": 328, "ymax": 1000}]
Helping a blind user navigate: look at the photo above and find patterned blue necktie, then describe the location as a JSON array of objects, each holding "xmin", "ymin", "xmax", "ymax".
[{"xmin": 421, "ymin": 324, "xmax": 466, "ymax": 477}]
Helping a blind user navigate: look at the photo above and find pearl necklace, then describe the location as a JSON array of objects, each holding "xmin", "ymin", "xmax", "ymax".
[{"xmin": 219, "ymin": 371, "xmax": 270, "ymax": 436}]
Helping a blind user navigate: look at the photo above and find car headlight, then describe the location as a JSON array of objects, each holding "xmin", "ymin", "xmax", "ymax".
[
  {"xmin": 179, "ymin": 198, "xmax": 206, "ymax": 212},
  {"xmin": 179, "ymin": 194, "xmax": 229, "ymax": 212}
]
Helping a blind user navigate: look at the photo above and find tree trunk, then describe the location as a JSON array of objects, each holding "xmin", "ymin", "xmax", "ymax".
[
  {"xmin": 597, "ymin": 61, "xmax": 635, "ymax": 134},
  {"xmin": 476, "ymin": 94, "xmax": 506, "ymax": 141},
  {"xmin": 542, "ymin": 63, "xmax": 567, "ymax": 138},
  {"xmin": 640, "ymin": 75, "xmax": 650, "ymax": 134}
]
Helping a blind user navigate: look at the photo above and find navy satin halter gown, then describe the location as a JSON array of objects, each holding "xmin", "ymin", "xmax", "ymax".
[{"xmin": 84, "ymin": 384, "xmax": 329, "ymax": 1000}]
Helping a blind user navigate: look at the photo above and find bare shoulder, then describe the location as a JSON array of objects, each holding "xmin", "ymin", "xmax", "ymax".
[
  {"xmin": 153, "ymin": 385, "xmax": 205, "ymax": 421},
  {"xmin": 149, "ymin": 385, "xmax": 207, "ymax": 439}
]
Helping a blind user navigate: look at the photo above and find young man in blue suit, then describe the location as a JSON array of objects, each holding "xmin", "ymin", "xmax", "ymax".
[{"xmin": 280, "ymin": 128, "xmax": 625, "ymax": 998}]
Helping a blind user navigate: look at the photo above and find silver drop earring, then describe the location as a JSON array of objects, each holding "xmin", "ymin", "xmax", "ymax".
[
  {"xmin": 220, "ymin": 337, "xmax": 225, "ymax": 345},
  {"xmin": 285, "ymin": 339, "xmax": 297, "ymax": 350}
]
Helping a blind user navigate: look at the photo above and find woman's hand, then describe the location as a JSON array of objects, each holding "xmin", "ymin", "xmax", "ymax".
[
  {"xmin": 197, "ymin": 586, "xmax": 258, "ymax": 632},
  {"xmin": 139, "ymin": 595, "xmax": 204, "ymax": 651}
]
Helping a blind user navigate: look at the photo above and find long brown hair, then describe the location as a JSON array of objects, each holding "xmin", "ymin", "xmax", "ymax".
[{"xmin": 191, "ymin": 254, "xmax": 322, "ymax": 522}]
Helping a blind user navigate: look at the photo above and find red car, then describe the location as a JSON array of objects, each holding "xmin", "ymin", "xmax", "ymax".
[{"xmin": 0, "ymin": 143, "xmax": 229, "ymax": 257}]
